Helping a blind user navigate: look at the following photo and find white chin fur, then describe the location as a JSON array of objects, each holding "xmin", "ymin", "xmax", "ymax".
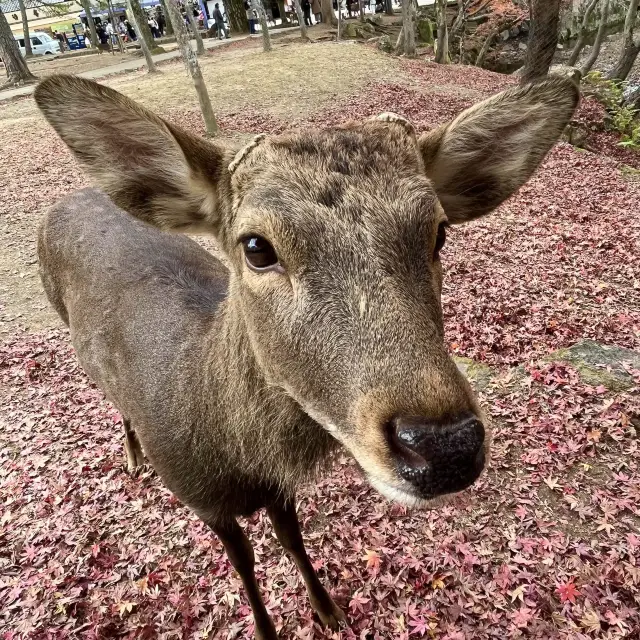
[{"xmin": 368, "ymin": 475, "xmax": 436, "ymax": 509}]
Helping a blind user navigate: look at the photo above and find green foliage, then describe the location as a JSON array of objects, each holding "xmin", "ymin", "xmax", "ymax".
[
  {"xmin": 40, "ymin": 2, "xmax": 75, "ymax": 17},
  {"xmin": 583, "ymin": 71, "xmax": 640, "ymax": 151}
]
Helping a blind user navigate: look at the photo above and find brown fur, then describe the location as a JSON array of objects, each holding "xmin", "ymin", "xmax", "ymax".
[{"xmin": 34, "ymin": 74, "xmax": 578, "ymax": 638}]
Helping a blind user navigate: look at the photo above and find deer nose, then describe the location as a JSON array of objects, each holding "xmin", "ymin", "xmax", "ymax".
[{"xmin": 388, "ymin": 413, "xmax": 485, "ymax": 498}]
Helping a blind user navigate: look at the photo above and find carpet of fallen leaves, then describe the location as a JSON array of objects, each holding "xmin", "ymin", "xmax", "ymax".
[{"xmin": 1, "ymin": 59, "xmax": 640, "ymax": 639}]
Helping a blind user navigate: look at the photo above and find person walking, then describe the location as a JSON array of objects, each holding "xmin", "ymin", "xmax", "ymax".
[
  {"xmin": 244, "ymin": 0, "xmax": 256, "ymax": 34},
  {"xmin": 213, "ymin": 3, "xmax": 228, "ymax": 38},
  {"xmin": 301, "ymin": 0, "xmax": 312, "ymax": 25},
  {"xmin": 311, "ymin": 0, "xmax": 321, "ymax": 23},
  {"xmin": 148, "ymin": 15, "xmax": 160, "ymax": 38}
]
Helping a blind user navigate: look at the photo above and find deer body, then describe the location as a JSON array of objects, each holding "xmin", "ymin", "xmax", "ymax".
[
  {"xmin": 40, "ymin": 191, "xmax": 335, "ymax": 519},
  {"xmin": 35, "ymin": 74, "xmax": 578, "ymax": 637}
]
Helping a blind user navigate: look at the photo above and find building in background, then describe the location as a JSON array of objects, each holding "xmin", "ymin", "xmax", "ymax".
[{"xmin": 1, "ymin": 0, "xmax": 86, "ymax": 34}]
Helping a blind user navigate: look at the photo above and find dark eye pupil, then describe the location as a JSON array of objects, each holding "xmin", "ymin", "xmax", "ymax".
[
  {"xmin": 435, "ymin": 223, "xmax": 447, "ymax": 257},
  {"xmin": 243, "ymin": 236, "xmax": 279, "ymax": 270}
]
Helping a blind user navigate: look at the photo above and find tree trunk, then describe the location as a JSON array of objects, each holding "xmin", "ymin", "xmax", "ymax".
[
  {"xmin": 402, "ymin": 0, "xmax": 415, "ymax": 57},
  {"xmin": 321, "ymin": 0, "xmax": 337, "ymax": 25},
  {"xmin": 359, "ymin": 0, "xmax": 364, "ymax": 22},
  {"xmin": 292, "ymin": 0, "xmax": 309, "ymax": 38},
  {"xmin": 80, "ymin": 0, "xmax": 100, "ymax": 47},
  {"xmin": 384, "ymin": 0, "xmax": 393, "ymax": 16},
  {"xmin": 252, "ymin": 0, "xmax": 271, "ymax": 51},
  {"xmin": 567, "ymin": 0, "xmax": 599, "ymax": 66},
  {"xmin": 606, "ymin": 0, "xmax": 639, "ymax": 80},
  {"xmin": 277, "ymin": 0, "xmax": 291, "ymax": 24},
  {"xmin": 475, "ymin": 23, "xmax": 500, "ymax": 66},
  {"xmin": 166, "ymin": 0, "xmax": 219, "ymax": 135},
  {"xmin": 159, "ymin": 0, "xmax": 174, "ymax": 35},
  {"xmin": 226, "ymin": 0, "xmax": 249, "ymax": 32},
  {"xmin": 581, "ymin": 0, "xmax": 609, "ymax": 75},
  {"xmin": 520, "ymin": 0, "xmax": 561, "ymax": 83},
  {"xmin": 186, "ymin": 8, "xmax": 205, "ymax": 53},
  {"xmin": 395, "ymin": 23, "xmax": 404, "ymax": 52},
  {"xmin": 0, "ymin": 9, "xmax": 36, "ymax": 85},
  {"xmin": 435, "ymin": 0, "xmax": 449, "ymax": 63},
  {"xmin": 17, "ymin": 0, "xmax": 32, "ymax": 57},
  {"xmin": 129, "ymin": 0, "xmax": 157, "ymax": 51},
  {"xmin": 126, "ymin": 0, "xmax": 158, "ymax": 71}
]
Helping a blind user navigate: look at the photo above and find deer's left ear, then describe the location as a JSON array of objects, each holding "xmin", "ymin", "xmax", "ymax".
[{"xmin": 418, "ymin": 77, "xmax": 579, "ymax": 224}]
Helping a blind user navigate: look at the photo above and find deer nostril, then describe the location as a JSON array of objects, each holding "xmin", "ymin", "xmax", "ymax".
[{"xmin": 389, "ymin": 413, "xmax": 484, "ymax": 471}]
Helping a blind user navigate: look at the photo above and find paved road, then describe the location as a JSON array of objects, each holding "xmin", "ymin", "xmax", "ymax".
[{"xmin": 0, "ymin": 29, "xmax": 298, "ymax": 103}]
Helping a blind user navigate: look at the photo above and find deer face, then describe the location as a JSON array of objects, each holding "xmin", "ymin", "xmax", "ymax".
[{"xmin": 35, "ymin": 75, "xmax": 578, "ymax": 506}]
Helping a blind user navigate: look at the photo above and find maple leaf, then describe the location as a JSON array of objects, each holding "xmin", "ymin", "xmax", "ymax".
[
  {"xmin": 512, "ymin": 606, "xmax": 534, "ymax": 629},
  {"xmin": 348, "ymin": 592, "xmax": 370, "ymax": 614},
  {"xmin": 408, "ymin": 615, "xmax": 429, "ymax": 636},
  {"xmin": 556, "ymin": 580, "xmax": 581, "ymax": 604},
  {"xmin": 362, "ymin": 549, "xmax": 381, "ymax": 572},
  {"xmin": 580, "ymin": 609, "xmax": 601, "ymax": 632}
]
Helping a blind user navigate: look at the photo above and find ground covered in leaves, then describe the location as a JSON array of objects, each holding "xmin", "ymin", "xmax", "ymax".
[{"xmin": 1, "ymin": 41, "xmax": 640, "ymax": 639}]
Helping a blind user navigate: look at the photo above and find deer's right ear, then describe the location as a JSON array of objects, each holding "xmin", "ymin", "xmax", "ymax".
[{"xmin": 34, "ymin": 75, "xmax": 230, "ymax": 233}]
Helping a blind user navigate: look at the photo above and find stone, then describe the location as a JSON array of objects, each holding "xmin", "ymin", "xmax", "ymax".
[
  {"xmin": 454, "ymin": 357, "xmax": 495, "ymax": 392},
  {"xmin": 370, "ymin": 13, "xmax": 383, "ymax": 25},
  {"xmin": 509, "ymin": 26, "xmax": 520, "ymax": 38},
  {"xmin": 378, "ymin": 34, "xmax": 393, "ymax": 53},
  {"xmin": 546, "ymin": 340, "xmax": 640, "ymax": 391},
  {"xmin": 416, "ymin": 17, "xmax": 434, "ymax": 44},
  {"xmin": 549, "ymin": 64, "xmax": 582, "ymax": 83},
  {"xmin": 343, "ymin": 22, "xmax": 358, "ymax": 38},
  {"xmin": 518, "ymin": 42, "xmax": 527, "ymax": 50},
  {"xmin": 520, "ymin": 20, "xmax": 529, "ymax": 33},
  {"xmin": 500, "ymin": 29, "xmax": 510, "ymax": 41}
]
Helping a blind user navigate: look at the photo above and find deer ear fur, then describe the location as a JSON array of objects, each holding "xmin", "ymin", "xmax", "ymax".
[{"xmin": 418, "ymin": 77, "xmax": 579, "ymax": 223}]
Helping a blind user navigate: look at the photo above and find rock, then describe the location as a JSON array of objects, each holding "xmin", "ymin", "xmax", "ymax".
[
  {"xmin": 343, "ymin": 22, "xmax": 358, "ymax": 38},
  {"xmin": 549, "ymin": 64, "xmax": 582, "ymax": 83},
  {"xmin": 509, "ymin": 26, "xmax": 520, "ymax": 38},
  {"xmin": 454, "ymin": 357, "xmax": 495, "ymax": 392},
  {"xmin": 518, "ymin": 42, "xmax": 527, "ymax": 50},
  {"xmin": 500, "ymin": 29, "xmax": 510, "ymax": 41},
  {"xmin": 378, "ymin": 34, "xmax": 393, "ymax": 53},
  {"xmin": 416, "ymin": 17, "xmax": 434, "ymax": 44},
  {"xmin": 520, "ymin": 20, "xmax": 529, "ymax": 33},
  {"xmin": 546, "ymin": 340, "xmax": 640, "ymax": 391},
  {"xmin": 370, "ymin": 13, "xmax": 383, "ymax": 25},
  {"xmin": 562, "ymin": 122, "xmax": 588, "ymax": 148}
]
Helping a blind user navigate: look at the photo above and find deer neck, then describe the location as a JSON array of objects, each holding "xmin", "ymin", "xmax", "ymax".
[{"xmin": 204, "ymin": 282, "xmax": 338, "ymax": 493}]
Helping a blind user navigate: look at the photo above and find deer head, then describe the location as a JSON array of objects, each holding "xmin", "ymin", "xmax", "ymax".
[{"xmin": 35, "ymin": 75, "xmax": 578, "ymax": 506}]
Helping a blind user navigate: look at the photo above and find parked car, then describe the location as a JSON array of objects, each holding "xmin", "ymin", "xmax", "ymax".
[{"xmin": 14, "ymin": 32, "xmax": 61, "ymax": 57}]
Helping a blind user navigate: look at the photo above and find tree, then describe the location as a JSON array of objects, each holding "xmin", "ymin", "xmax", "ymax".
[
  {"xmin": 321, "ymin": 0, "xmax": 337, "ymax": 25},
  {"xmin": 129, "ymin": 0, "xmax": 159, "ymax": 52},
  {"xmin": 277, "ymin": 0, "xmax": 290, "ymax": 24},
  {"xmin": 79, "ymin": 0, "xmax": 99, "ymax": 47},
  {"xmin": 126, "ymin": 0, "xmax": 158, "ymax": 71},
  {"xmin": 251, "ymin": 0, "xmax": 271, "ymax": 51},
  {"xmin": 567, "ymin": 0, "xmax": 600, "ymax": 67},
  {"xmin": 226, "ymin": 0, "xmax": 249, "ymax": 32},
  {"xmin": 434, "ymin": 0, "xmax": 449, "ymax": 63},
  {"xmin": 186, "ymin": 5, "xmax": 205, "ymax": 54},
  {"xmin": 384, "ymin": 0, "xmax": 392, "ymax": 16},
  {"xmin": 606, "ymin": 0, "xmax": 640, "ymax": 81},
  {"xmin": 0, "ymin": 8, "xmax": 36, "ymax": 86},
  {"xmin": 166, "ymin": 0, "xmax": 218, "ymax": 135},
  {"xmin": 17, "ymin": 0, "xmax": 32, "ymax": 57},
  {"xmin": 401, "ymin": 0, "xmax": 415, "ymax": 57},
  {"xmin": 520, "ymin": 0, "xmax": 561, "ymax": 83},
  {"xmin": 291, "ymin": 0, "xmax": 309, "ymax": 39},
  {"xmin": 581, "ymin": 0, "xmax": 609, "ymax": 75}
]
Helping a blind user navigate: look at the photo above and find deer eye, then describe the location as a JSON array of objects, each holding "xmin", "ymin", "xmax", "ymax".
[
  {"xmin": 434, "ymin": 222, "xmax": 448, "ymax": 260},
  {"xmin": 242, "ymin": 236, "xmax": 281, "ymax": 272}
]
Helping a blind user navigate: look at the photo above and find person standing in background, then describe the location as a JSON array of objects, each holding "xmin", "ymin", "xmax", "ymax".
[
  {"xmin": 213, "ymin": 3, "xmax": 228, "ymax": 39},
  {"xmin": 311, "ymin": 0, "xmax": 321, "ymax": 23}
]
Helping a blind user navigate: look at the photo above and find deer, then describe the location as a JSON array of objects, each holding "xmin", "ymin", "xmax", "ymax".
[{"xmin": 34, "ymin": 74, "xmax": 578, "ymax": 638}]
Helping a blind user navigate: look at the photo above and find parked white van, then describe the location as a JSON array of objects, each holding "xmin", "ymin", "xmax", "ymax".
[{"xmin": 14, "ymin": 32, "xmax": 60, "ymax": 57}]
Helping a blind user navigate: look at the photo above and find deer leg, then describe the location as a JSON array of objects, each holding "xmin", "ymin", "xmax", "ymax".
[
  {"xmin": 267, "ymin": 498, "xmax": 346, "ymax": 630},
  {"xmin": 212, "ymin": 519, "xmax": 278, "ymax": 640},
  {"xmin": 122, "ymin": 417, "xmax": 145, "ymax": 473}
]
